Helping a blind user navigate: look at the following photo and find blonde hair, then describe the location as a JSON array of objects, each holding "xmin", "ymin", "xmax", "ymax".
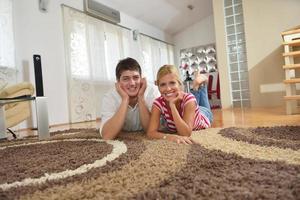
[{"xmin": 156, "ymin": 65, "xmax": 182, "ymax": 85}]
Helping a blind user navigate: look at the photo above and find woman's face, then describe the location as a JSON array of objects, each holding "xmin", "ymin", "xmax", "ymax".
[
  {"xmin": 157, "ymin": 73, "xmax": 181, "ymax": 101},
  {"xmin": 119, "ymin": 70, "xmax": 141, "ymax": 97}
]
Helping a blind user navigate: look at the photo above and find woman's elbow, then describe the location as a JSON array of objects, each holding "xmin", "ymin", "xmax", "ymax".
[
  {"xmin": 146, "ymin": 130, "xmax": 155, "ymax": 139},
  {"xmin": 180, "ymin": 128, "xmax": 192, "ymax": 137},
  {"xmin": 186, "ymin": 131, "xmax": 192, "ymax": 137},
  {"xmin": 146, "ymin": 131, "xmax": 152, "ymax": 138}
]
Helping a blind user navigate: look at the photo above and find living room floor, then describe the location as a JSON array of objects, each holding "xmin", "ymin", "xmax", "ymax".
[{"xmin": 13, "ymin": 106, "xmax": 300, "ymax": 138}]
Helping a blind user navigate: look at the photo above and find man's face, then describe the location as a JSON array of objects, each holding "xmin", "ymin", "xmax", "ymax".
[{"xmin": 118, "ymin": 70, "xmax": 141, "ymax": 97}]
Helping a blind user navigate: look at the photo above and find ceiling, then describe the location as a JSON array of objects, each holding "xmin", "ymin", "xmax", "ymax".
[{"xmin": 99, "ymin": 0, "xmax": 213, "ymax": 35}]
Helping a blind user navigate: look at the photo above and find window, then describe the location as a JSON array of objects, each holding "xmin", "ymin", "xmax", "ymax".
[
  {"xmin": 0, "ymin": 0, "xmax": 15, "ymax": 68},
  {"xmin": 63, "ymin": 5, "xmax": 174, "ymax": 83},
  {"xmin": 140, "ymin": 35, "xmax": 174, "ymax": 83},
  {"xmin": 224, "ymin": 0, "xmax": 251, "ymax": 108},
  {"xmin": 62, "ymin": 5, "xmax": 175, "ymax": 123},
  {"xmin": 69, "ymin": 21, "xmax": 90, "ymax": 78}
]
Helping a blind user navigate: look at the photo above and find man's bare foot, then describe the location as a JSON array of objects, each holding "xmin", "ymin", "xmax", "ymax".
[{"xmin": 192, "ymin": 70, "xmax": 208, "ymax": 91}]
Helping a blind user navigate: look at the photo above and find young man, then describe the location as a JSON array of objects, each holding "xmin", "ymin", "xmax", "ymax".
[{"xmin": 100, "ymin": 57, "xmax": 160, "ymax": 139}]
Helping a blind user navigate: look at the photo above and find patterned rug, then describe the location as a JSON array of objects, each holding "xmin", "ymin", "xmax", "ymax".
[{"xmin": 0, "ymin": 126, "xmax": 299, "ymax": 200}]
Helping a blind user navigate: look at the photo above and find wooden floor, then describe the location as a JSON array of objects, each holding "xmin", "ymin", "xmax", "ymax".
[
  {"xmin": 12, "ymin": 106, "xmax": 300, "ymax": 139},
  {"xmin": 211, "ymin": 106, "xmax": 300, "ymax": 128}
]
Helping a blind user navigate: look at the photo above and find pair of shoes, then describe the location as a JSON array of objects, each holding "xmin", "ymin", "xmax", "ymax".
[{"xmin": 192, "ymin": 71, "xmax": 208, "ymax": 90}]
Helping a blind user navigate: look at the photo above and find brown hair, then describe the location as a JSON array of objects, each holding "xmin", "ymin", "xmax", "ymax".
[
  {"xmin": 156, "ymin": 65, "xmax": 182, "ymax": 85},
  {"xmin": 115, "ymin": 57, "xmax": 142, "ymax": 80}
]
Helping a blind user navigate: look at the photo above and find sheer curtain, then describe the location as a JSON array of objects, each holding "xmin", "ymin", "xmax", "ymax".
[
  {"xmin": 62, "ymin": 6, "xmax": 174, "ymax": 123},
  {"xmin": 139, "ymin": 35, "xmax": 174, "ymax": 83},
  {"xmin": 63, "ymin": 6, "xmax": 132, "ymax": 122},
  {"xmin": 0, "ymin": 0, "xmax": 16, "ymax": 88}
]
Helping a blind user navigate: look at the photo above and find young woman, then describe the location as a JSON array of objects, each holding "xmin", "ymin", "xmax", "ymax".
[{"xmin": 147, "ymin": 65, "xmax": 213, "ymax": 144}]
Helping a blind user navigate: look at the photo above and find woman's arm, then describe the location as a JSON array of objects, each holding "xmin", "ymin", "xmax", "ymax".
[
  {"xmin": 147, "ymin": 106, "xmax": 165, "ymax": 139},
  {"xmin": 169, "ymin": 101, "xmax": 195, "ymax": 137},
  {"xmin": 147, "ymin": 105, "xmax": 194, "ymax": 144}
]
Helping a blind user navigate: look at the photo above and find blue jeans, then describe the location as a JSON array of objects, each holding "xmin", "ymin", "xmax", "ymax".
[{"xmin": 191, "ymin": 85, "xmax": 213, "ymax": 123}]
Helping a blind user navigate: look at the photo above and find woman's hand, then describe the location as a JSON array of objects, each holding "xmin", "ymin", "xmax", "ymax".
[
  {"xmin": 166, "ymin": 134, "xmax": 194, "ymax": 145},
  {"xmin": 169, "ymin": 91, "xmax": 184, "ymax": 105}
]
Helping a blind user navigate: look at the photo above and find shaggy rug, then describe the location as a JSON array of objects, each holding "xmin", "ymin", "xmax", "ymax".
[{"xmin": 0, "ymin": 126, "xmax": 299, "ymax": 200}]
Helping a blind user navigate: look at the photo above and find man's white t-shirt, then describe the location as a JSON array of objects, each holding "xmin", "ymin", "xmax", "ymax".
[{"xmin": 99, "ymin": 84, "xmax": 160, "ymax": 135}]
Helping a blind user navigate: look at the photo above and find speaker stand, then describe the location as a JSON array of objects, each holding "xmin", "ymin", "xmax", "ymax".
[
  {"xmin": 0, "ymin": 106, "xmax": 6, "ymax": 140},
  {"xmin": 35, "ymin": 96, "xmax": 50, "ymax": 140}
]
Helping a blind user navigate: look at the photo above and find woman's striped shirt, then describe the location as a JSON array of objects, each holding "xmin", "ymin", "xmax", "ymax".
[{"xmin": 153, "ymin": 93, "xmax": 211, "ymax": 132}]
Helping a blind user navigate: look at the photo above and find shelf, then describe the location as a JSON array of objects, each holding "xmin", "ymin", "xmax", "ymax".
[
  {"xmin": 284, "ymin": 95, "xmax": 300, "ymax": 100},
  {"xmin": 282, "ymin": 39, "xmax": 300, "ymax": 47},
  {"xmin": 281, "ymin": 27, "xmax": 300, "ymax": 36},
  {"xmin": 283, "ymin": 64, "xmax": 300, "ymax": 69},
  {"xmin": 283, "ymin": 78, "xmax": 300, "ymax": 84},
  {"xmin": 282, "ymin": 51, "xmax": 300, "ymax": 57}
]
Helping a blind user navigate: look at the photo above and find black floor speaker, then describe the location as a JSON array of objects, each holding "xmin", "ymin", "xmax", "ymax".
[{"xmin": 33, "ymin": 54, "xmax": 44, "ymax": 97}]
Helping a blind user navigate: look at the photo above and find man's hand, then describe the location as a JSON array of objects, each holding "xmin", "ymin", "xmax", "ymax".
[
  {"xmin": 115, "ymin": 82, "xmax": 129, "ymax": 101},
  {"xmin": 138, "ymin": 77, "xmax": 147, "ymax": 98}
]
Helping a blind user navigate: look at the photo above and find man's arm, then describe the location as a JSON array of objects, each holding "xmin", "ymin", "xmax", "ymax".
[
  {"xmin": 101, "ymin": 83, "xmax": 129, "ymax": 140},
  {"xmin": 169, "ymin": 91, "xmax": 194, "ymax": 137},
  {"xmin": 101, "ymin": 99, "xmax": 128, "ymax": 140},
  {"xmin": 138, "ymin": 97, "xmax": 150, "ymax": 130},
  {"xmin": 137, "ymin": 78, "xmax": 151, "ymax": 130}
]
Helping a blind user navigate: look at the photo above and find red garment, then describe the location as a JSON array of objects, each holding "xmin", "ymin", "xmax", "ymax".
[{"xmin": 153, "ymin": 93, "xmax": 210, "ymax": 132}]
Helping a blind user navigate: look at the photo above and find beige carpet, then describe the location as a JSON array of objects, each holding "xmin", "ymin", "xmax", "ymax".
[{"xmin": 0, "ymin": 126, "xmax": 299, "ymax": 200}]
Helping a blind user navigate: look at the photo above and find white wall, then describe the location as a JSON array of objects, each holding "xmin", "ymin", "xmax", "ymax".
[
  {"xmin": 13, "ymin": 0, "xmax": 171, "ymax": 128},
  {"xmin": 212, "ymin": 0, "xmax": 232, "ymax": 108},
  {"xmin": 243, "ymin": 0, "xmax": 300, "ymax": 107},
  {"xmin": 173, "ymin": 14, "xmax": 216, "ymax": 67},
  {"xmin": 212, "ymin": 0, "xmax": 300, "ymax": 109}
]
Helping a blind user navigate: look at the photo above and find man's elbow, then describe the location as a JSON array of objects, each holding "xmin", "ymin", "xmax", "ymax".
[
  {"xmin": 101, "ymin": 130, "xmax": 116, "ymax": 140},
  {"xmin": 102, "ymin": 134, "xmax": 113, "ymax": 140},
  {"xmin": 102, "ymin": 134, "xmax": 114, "ymax": 140}
]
